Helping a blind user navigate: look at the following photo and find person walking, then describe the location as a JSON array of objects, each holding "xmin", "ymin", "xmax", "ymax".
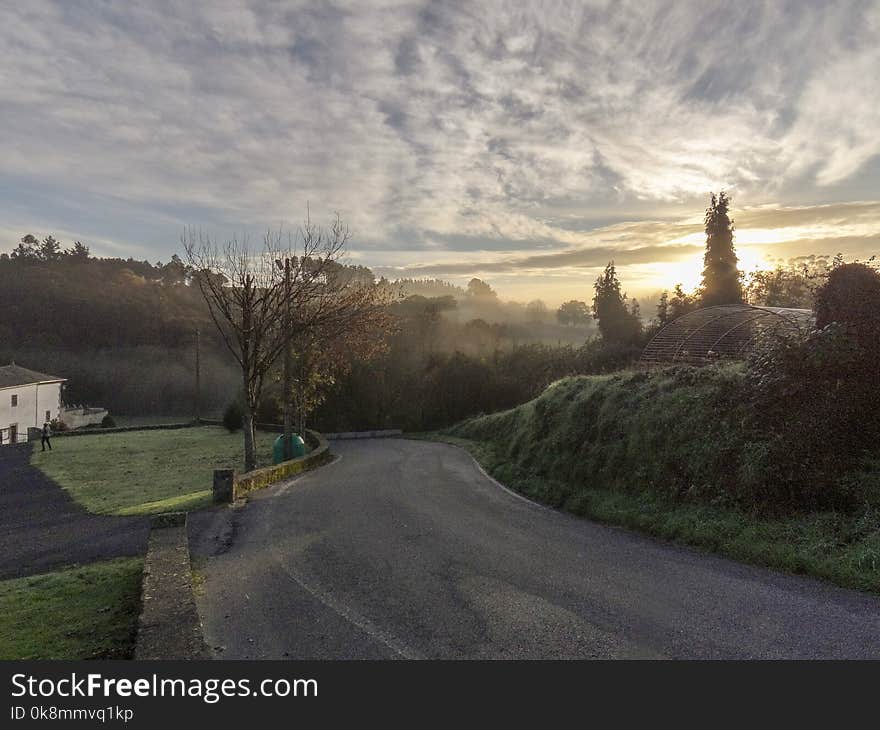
[{"xmin": 41, "ymin": 421, "xmax": 52, "ymax": 452}]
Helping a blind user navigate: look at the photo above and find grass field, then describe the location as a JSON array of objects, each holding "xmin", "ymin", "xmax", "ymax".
[
  {"xmin": 32, "ymin": 426, "xmax": 278, "ymax": 515},
  {"xmin": 440, "ymin": 369, "xmax": 880, "ymax": 594},
  {"xmin": 0, "ymin": 558, "xmax": 143, "ymax": 659}
]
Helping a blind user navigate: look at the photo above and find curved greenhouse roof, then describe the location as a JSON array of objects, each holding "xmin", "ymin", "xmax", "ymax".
[{"xmin": 641, "ymin": 304, "xmax": 813, "ymax": 365}]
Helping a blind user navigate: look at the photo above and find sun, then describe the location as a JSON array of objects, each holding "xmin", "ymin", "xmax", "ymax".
[{"xmin": 641, "ymin": 246, "xmax": 771, "ymax": 294}]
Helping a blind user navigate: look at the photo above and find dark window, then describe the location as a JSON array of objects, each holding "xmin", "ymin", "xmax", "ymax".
[
  {"xmin": 45, "ymin": 410, "xmax": 51, "ymax": 422},
  {"xmin": 10, "ymin": 395, "xmax": 17, "ymax": 407}
]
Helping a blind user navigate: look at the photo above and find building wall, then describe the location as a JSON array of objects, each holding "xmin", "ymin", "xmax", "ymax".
[
  {"xmin": 62, "ymin": 406, "xmax": 109, "ymax": 429},
  {"xmin": 0, "ymin": 382, "xmax": 64, "ymax": 438}
]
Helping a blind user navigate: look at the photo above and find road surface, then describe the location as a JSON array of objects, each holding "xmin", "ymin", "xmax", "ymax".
[
  {"xmin": 190, "ymin": 439, "xmax": 880, "ymax": 659},
  {"xmin": 0, "ymin": 443, "xmax": 148, "ymax": 579}
]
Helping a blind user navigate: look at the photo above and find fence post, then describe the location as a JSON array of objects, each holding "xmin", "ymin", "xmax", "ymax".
[{"xmin": 212, "ymin": 469, "xmax": 235, "ymax": 504}]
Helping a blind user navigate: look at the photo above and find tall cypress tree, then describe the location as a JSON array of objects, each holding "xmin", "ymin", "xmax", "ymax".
[{"xmin": 700, "ymin": 192, "xmax": 742, "ymax": 306}]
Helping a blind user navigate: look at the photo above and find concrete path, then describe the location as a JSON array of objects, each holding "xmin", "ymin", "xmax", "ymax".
[
  {"xmin": 0, "ymin": 444, "xmax": 149, "ymax": 579},
  {"xmin": 191, "ymin": 439, "xmax": 880, "ymax": 659}
]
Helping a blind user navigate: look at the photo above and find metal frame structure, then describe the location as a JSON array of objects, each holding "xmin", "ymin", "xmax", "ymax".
[{"xmin": 640, "ymin": 304, "xmax": 813, "ymax": 365}]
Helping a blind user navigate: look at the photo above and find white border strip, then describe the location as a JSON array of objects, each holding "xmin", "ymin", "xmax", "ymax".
[{"xmin": 467, "ymin": 451, "xmax": 556, "ymax": 513}]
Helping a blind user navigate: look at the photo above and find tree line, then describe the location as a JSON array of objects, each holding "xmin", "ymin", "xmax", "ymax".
[{"xmin": 2, "ymin": 191, "xmax": 866, "ymax": 466}]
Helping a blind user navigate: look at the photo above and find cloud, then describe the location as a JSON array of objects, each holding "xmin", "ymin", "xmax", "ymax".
[
  {"xmin": 377, "ymin": 243, "xmax": 702, "ymax": 278},
  {"xmin": 0, "ymin": 0, "xmax": 878, "ymax": 280},
  {"xmin": 373, "ymin": 200, "xmax": 880, "ymax": 299}
]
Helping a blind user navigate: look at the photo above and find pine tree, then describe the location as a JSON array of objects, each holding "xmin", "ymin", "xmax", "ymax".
[
  {"xmin": 700, "ymin": 192, "xmax": 742, "ymax": 306},
  {"xmin": 592, "ymin": 262, "xmax": 642, "ymax": 344},
  {"xmin": 66, "ymin": 241, "xmax": 91, "ymax": 261},
  {"xmin": 655, "ymin": 291, "xmax": 670, "ymax": 327},
  {"xmin": 39, "ymin": 235, "xmax": 62, "ymax": 261},
  {"xmin": 669, "ymin": 283, "xmax": 697, "ymax": 319}
]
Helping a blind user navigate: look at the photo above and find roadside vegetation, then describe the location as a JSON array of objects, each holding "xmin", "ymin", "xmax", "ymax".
[
  {"xmin": 433, "ymin": 197, "xmax": 880, "ymax": 594},
  {"xmin": 32, "ymin": 427, "xmax": 278, "ymax": 515},
  {"xmin": 0, "ymin": 558, "xmax": 143, "ymax": 659},
  {"xmin": 444, "ymin": 367, "xmax": 880, "ymax": 592}
]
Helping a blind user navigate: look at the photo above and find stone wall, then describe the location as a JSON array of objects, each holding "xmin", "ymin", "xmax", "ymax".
[{"xmin": 213, "ymin": 429, "xmax": 332, "ymax": 503}]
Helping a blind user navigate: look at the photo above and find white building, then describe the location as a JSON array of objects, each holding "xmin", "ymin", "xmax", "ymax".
[{"xmin": 0, "ymin": 363, "xmax": 66, "ymax": 445}]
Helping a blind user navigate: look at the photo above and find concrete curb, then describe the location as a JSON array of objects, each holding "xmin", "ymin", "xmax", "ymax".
[
  {"xmin": 134, "ymin": 512, "xmax": 208, "ymax": 660},
  {"xmin": 325, "ymin": 429, "xmax": 403, "ymax": 440}
]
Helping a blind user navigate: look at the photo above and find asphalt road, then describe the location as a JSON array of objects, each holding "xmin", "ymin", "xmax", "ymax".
[
  {"xmin": 190, "ymin": 438, "xmax": 880, "ymax": 659},
  {"xmin": 0, "ymin": 444, "xmax": 148, "ymax": 579}
]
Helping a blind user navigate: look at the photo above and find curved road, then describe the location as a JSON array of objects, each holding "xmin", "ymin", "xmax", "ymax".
[{"xmin": 190, "ymin": 439, "xmax": 880, "ymax": 659}]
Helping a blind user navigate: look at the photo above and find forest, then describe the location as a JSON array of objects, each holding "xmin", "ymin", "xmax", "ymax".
[{"xmin": 0, "ymin": 203, "xmax": 848, "ymax": 434}]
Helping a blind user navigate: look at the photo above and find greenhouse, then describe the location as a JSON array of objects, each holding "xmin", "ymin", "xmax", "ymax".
[{"xmin": 640, "ymin": 304, "xmax": 813, "ymax": 365}]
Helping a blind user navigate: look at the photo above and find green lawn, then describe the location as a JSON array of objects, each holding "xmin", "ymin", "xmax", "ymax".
[
  {"xmin": 33, "ymin": 426, "xmax": 278, "ymax": 515},
  {"xmin": 0, "ymin": 558, "xmax": 143, "ymax": 660}
]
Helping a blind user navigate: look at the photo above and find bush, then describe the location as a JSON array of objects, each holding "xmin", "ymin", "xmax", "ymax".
[
  {"xmin": 222, "ymin": 402, "xmax": 243, "ymax": 432},
  {"xmin": 256, "ymin": 392, "xmax": 281, "ymax": 424},
  {"xmin": 744, "ymin": 262, "xmax": 880, "ymax": 510},
  {"xmin": 101, "ymin": 414, "xmax": 116, "ymax": 428},
  {"xmin": 575, "ymin": 339, "xmax": 642, "ymax": 373},
  {"xmin": 814, "ymin": 261, "xmax": 880, "ymax": 334}
]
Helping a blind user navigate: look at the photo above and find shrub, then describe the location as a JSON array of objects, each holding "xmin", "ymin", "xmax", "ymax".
[
  {"xmin": 575, "ymin": 339, "xmax": 642, "ymax": 373},
  {"xmin": 745, "ymin": 261, "xmax": 880, "ymax": 510},
  {"xmin": 814, "ymin": 261, "xmax": 880, "ymax": 334},
  {"xmin": 101, "ymin": 414, "xmax": 116, "ymax": 428},
  {"xmin": 222, "ymin": 402, "xmax": 243, "ymax": 432},
  {"xmin": 256, "ymin": 392, "xmax": 281, "ymax": 424}
]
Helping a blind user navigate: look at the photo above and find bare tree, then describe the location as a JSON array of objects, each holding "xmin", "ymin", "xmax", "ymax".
[
  {"xmin": 184, "ymin": 213, "xmax": 393, "ymax": 472},
  {"xmin": 184, "ymin": 230, "xmax": 285, "ymax": 471}
]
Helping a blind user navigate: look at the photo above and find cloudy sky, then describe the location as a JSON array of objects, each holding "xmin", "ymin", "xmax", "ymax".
[{"xmin": 2, "ymin": 1, "xmax": 879, "ymax": 303}]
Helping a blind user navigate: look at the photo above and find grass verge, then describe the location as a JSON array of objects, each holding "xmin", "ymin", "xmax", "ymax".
[
  {"xmin": 33, "ymin": 426, "xmax": 278, "ymax": 515},
  {"xmin": 0, "ymin": 558, "xmax": 144, "ymax": 659}
]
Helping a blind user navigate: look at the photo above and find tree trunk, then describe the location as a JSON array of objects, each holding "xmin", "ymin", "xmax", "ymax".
[
  {"xmin": 242, "ymin": 364, "xmax": 256, "ymax": 472},
  {"xmin": 242, "ymin": 406, "xmax": 256, "ymax": 473}
]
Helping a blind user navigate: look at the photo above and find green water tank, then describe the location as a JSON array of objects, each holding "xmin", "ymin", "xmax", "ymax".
[{"xmin": 272, "ymin": 433, "xmax": 306, "ymax": 464}]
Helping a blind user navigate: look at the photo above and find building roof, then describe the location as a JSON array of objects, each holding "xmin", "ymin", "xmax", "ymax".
[
  {"xmin": 641, "ymin": 305, "xmax": 813, "ymax": 365},
  {"xmin": 0, "ymin": 363, "xmax": 67, "ymax": 389}
]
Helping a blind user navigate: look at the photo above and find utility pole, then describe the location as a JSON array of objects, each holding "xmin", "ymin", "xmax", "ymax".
[
  {"xmin": 194, "ymin": 329, "xmax": 201, "ymax": 422},
  {"xmin": 278, "ymin": 258, "xmax": 293, "ymax": 460}
]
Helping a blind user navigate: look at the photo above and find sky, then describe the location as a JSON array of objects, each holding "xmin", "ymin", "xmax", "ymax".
[{"xmin": 1, "ymin": 0, "xmax": 879, "ymax": 305}]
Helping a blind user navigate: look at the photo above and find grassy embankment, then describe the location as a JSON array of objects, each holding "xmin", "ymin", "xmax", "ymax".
[
  {"xmin": 33, "ymin": 426, "xmax": 278, "ymax": 515},
  {"xmin": 0, "ymin": 558, "xmax": 143, "ymax": 659},
  {"xmin": 441, "ymin": 366, "xmax": 880, "ymax": 593}
]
